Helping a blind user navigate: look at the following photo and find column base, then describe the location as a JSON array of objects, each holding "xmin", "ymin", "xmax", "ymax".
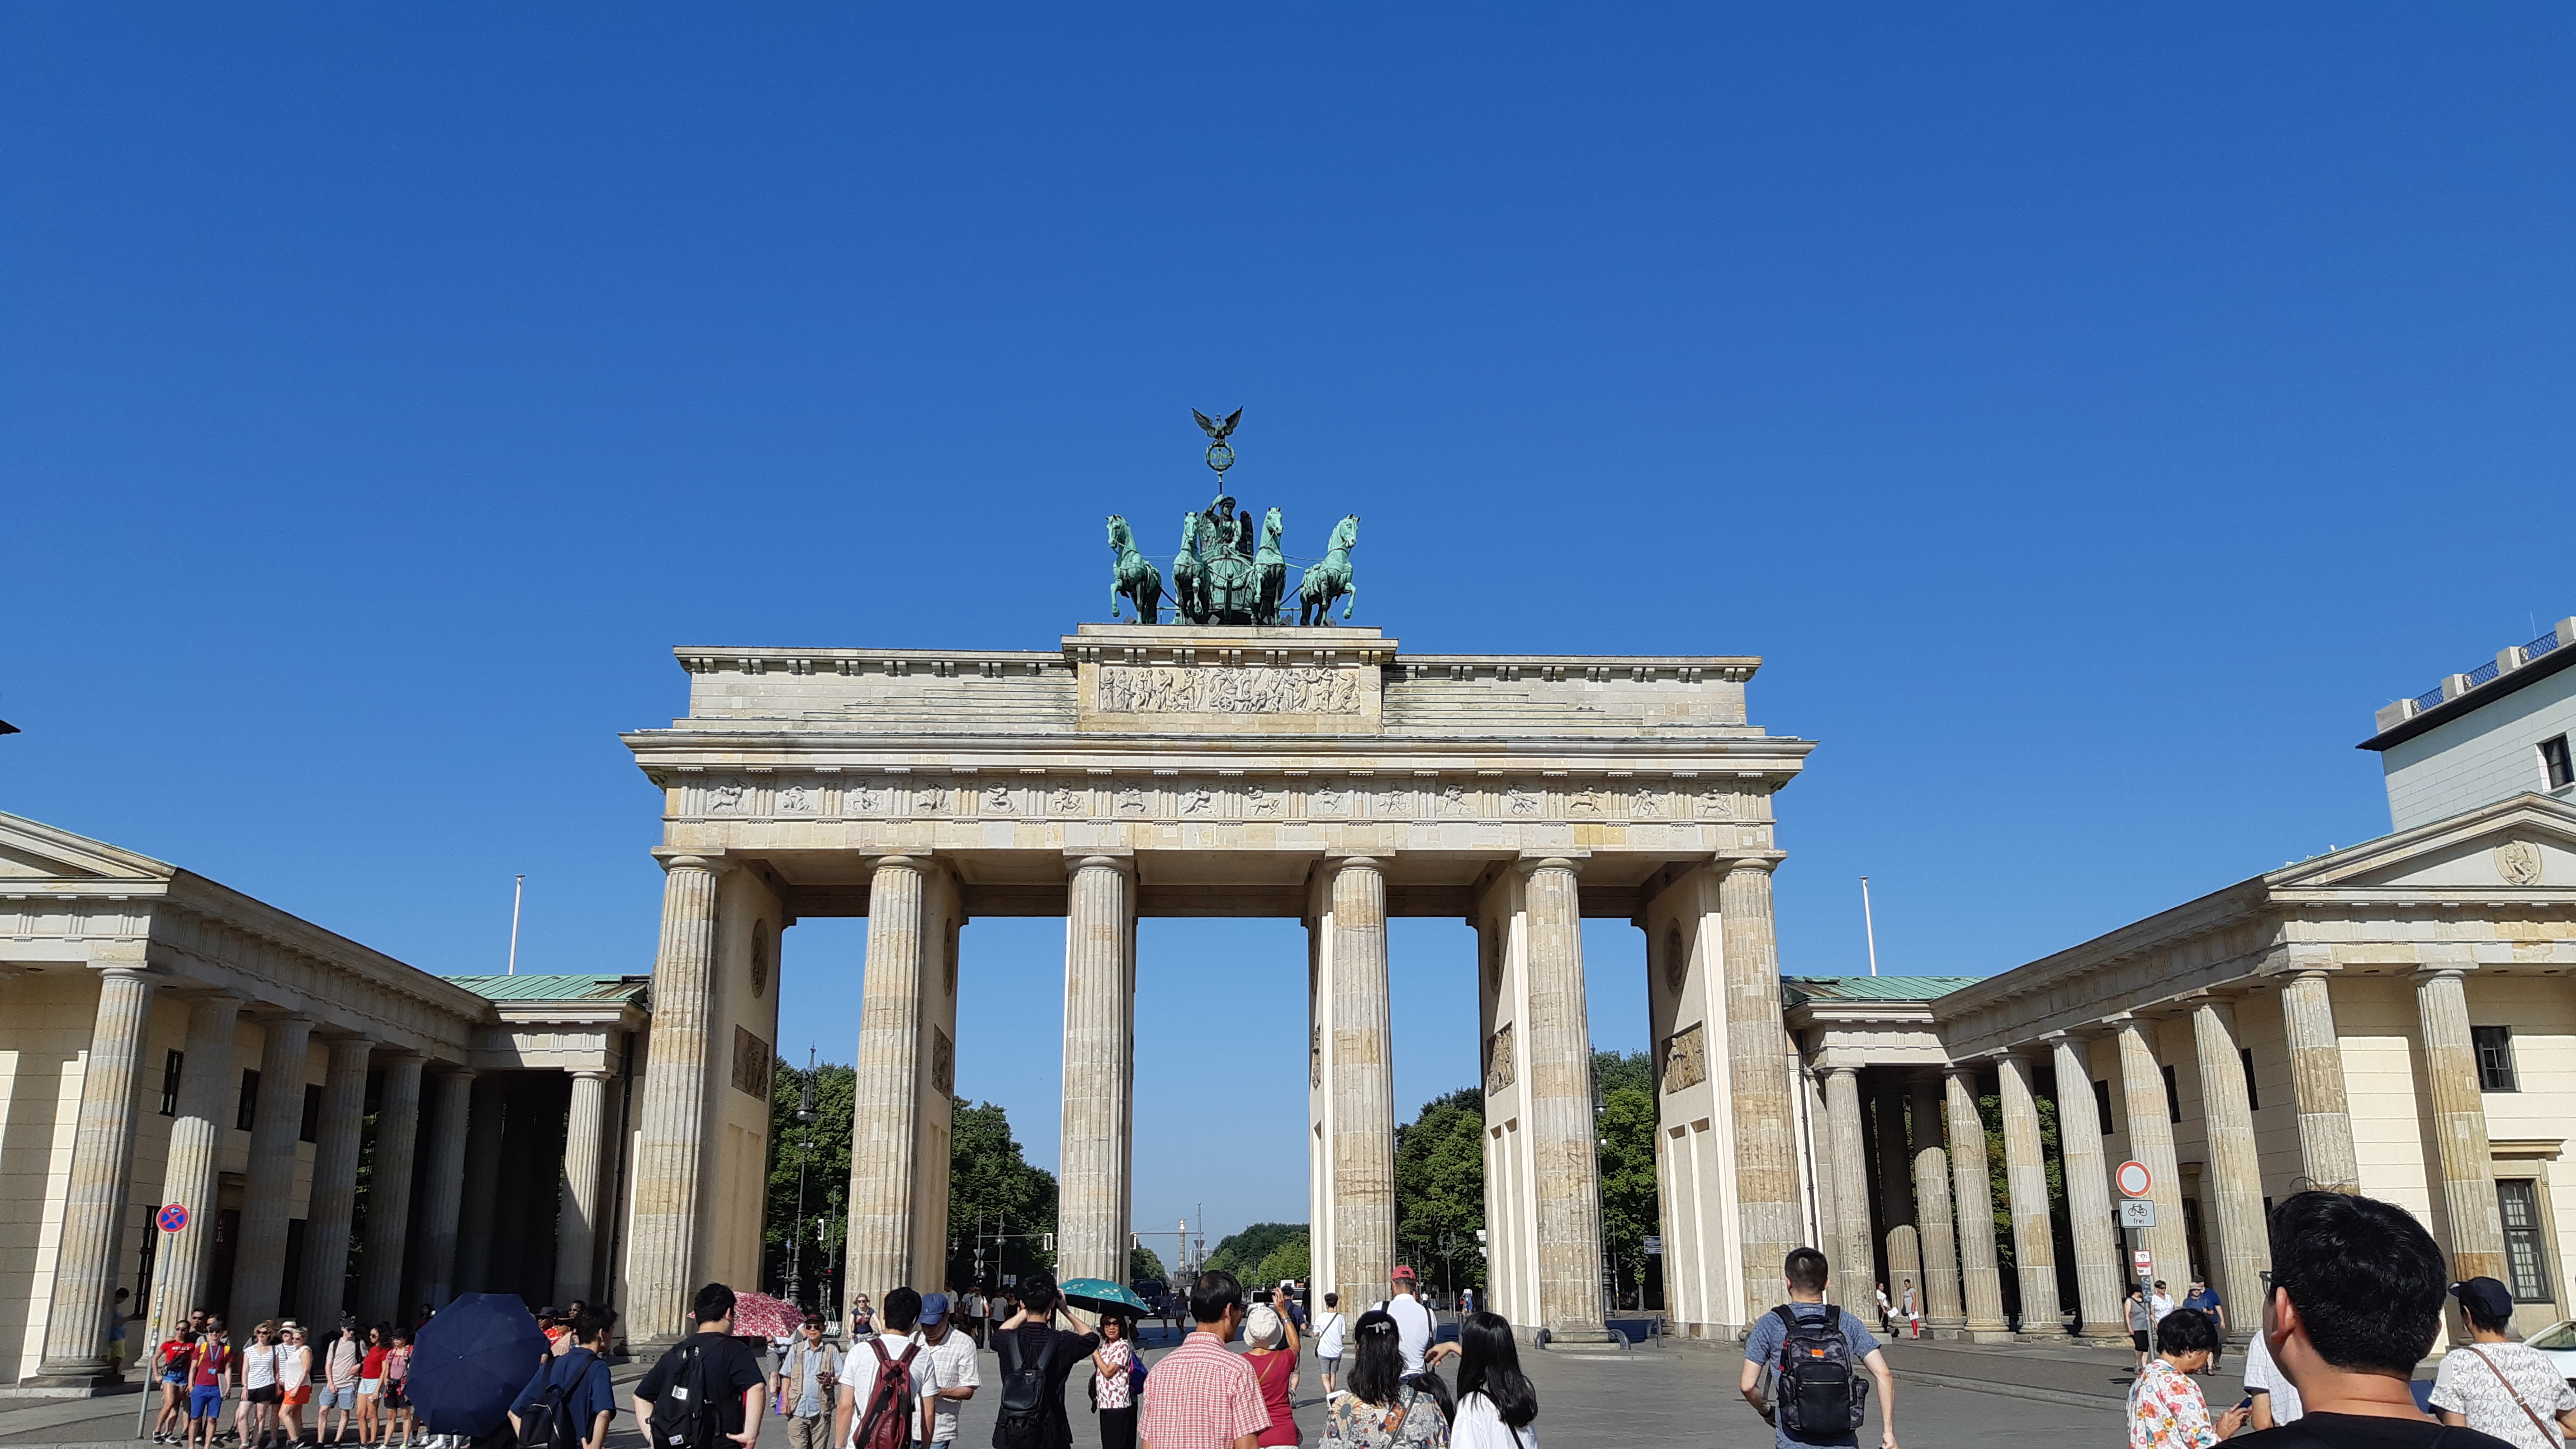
[
  {"xmin": 13, "ymin": 1366, "xmax": 129, "ymax": 1396},
  {"xmin": 1959, "ymin": 1327, "xmax": 2018, "ymax": 1344},
  {"xmin": 1536, "ymin": 1325, "xmax": 1628, "ymax": 1353}
]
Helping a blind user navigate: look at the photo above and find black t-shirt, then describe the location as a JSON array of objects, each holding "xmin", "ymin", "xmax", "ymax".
[
  {"xmin": 635, "ymin": 1334, "xmax": 769, "ymax": 1437},
  {"xmin": 2232, "ymin": 1414, "xmax": 2520, "ymax": 1449},
  {"xmin": 1001, "ymin": 1324, "xmax": 1099, "ymax": 1449}
]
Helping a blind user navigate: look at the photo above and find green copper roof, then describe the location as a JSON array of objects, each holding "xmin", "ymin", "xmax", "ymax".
[
  {"xmin": 443, "ymin": 973, "xmax": 649, "ymax": 1005},
  {"xmin": 1783, "ymin": 974, "xmax": 1984, "ymax": 1005}
]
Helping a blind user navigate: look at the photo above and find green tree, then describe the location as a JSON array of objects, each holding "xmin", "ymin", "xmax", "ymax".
[
  {"xmin": 1253, "ymin": 1232, "xmax": 1311, "ymax": 1289},
  {"xmin": 945, "ymin": 1098, "xmax": 1058, "ymax": 1288},
  {"xmin": 766, "ymin": 1058, "xmax": 857, "ymax": 1300},
  {"xmin": 1131, "ymin": 1245, "xmax": 1167, "ymax": 1284},
  {"xmin": 1394, "ymin": 1088, "xmax": 1486, "ymax": 1295},
  {"xmin": 1593, "ymin": 1050, "xmax": 1657, "ymax": 1308},
  {"xmin": 1205, "ymin": 1223, "xmax": 1305, "ymax": 1282}
]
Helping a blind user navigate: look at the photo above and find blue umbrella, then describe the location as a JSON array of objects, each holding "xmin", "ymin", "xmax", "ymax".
[{"xmin": 406, "ymin": 1294, "xmax": 549, "ymax": 1439}]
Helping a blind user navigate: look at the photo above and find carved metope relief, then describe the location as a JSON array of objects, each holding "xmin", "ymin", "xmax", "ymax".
[
  {"xmin": 732, "ymin": 1025, "xmax": 775, "ymax": 1099},
  {"xmin": 1660, "ymin": 1022, "xmax": 1707, "ymax": 1093},
  {"xmin": 1484, "ymin": 1022, "xmax": 1517, "ymax": 1096},
  {"xmin": 2496, "ymin": 840, "xmax": 2544, "ymax": 885},
  {"xmin": 932, "ymin": 1027, "xmax": 955, "ymax": 1095},
  {"xmin": 1096, "ymin": 665, "xmax": 1363, "ymax": 715}
]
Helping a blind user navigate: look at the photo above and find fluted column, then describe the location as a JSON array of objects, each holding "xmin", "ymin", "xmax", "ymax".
[
  {"xmin": 453, "ymin": 1074, "xmax": 507, "ymax": 1294},
  {"xmin": 1522, "ymin": 856, "xmax": 1609, "ymax": 1336},
  {"xmin": 1323, "ymin": 855, "xmax": 1396, "ymax": 1303},
  {"xmin": 296, "ymin": 1036, "xmax": 373, "ymax": 1323},
  {"xmin": 2278, "ymin": 971, "xmax": 2357, "ymax": 1191},
  {"xmin": 416, "ymin": 1067, "xmax": 475, "ymax": 1306},
  {"xmin": 1944, "ymin": 1068, "xmax": 2008, "ymax": 1338},
  {"xmin": 357, "ymin": 1053, "xmax": 425, "ymax": 1325},
  {"xmin": 230, "ymin": 1016, "xmax": 315, "ymax": 1325},
  {"xmin": 1058, "ymin": 855, "xmax": 1137, "ymax": 1286},
  {"xmin": 2048, "ymin": 1034, "xmax": 2124, "ymax": 1342},
  {"xmin": 627, "ymin": 854, "xmax": 722, "ymax": 1343},
  {"xmin": 1907, "ymin": 1077, "xmax": 1963, "ymax": 1332},
  {"xmin": 2114, "ymin": 1020, "xmax": 2189, "ymax": 1287},
  {"xmin": 2416, "ymin": 968, "xmax": 2506, "ymax": 1280},
  {"xmin": 552, "ymin": 1070, "xmax": 610, "ymax": 1307},
  {"xmin": 846, "ymin": 855, "xmax": 928, "ymax": 1304},
  {"xmin": 158, "ymin": 995, "xmax": 243, "ymax": 1328},
  {"xmin": 1720, "ymin": 860, "xmax": 1800, "ymax": 1330},
  {"xmin": 1995, "ymin": 1053, "xmax": 2062, "ymax": 1338},
  {"xmin": 32, "ymin": 965, "xmax": 158, "ymax": 1384},
  {"xmin": 1822, "ymin": 1068, "xmax": 1876, "ymax": 1315},
  {"xmin": 2189, "ymin": 1001, "xmax": 2267, "ymax": 1339}
]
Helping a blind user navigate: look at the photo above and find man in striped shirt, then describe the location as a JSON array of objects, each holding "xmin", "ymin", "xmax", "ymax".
[{"xmin": 1139, "ymin": 1271, "xmax": 1270, "ymax": 1449}]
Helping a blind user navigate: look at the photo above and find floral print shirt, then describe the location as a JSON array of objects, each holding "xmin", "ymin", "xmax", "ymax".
[
  {"xmin": 1320, "ymin": 1384, "xmax": 1448, "ymax": 1449},
  {"xmin": 2128, "ymin": 1360, "xmax": 2217, "ymax": 1449}
]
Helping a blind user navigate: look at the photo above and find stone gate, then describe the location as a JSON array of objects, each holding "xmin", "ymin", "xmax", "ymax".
[{"xmin": 618, "ymin": 623, "xmax": 1815, "ymax": 1344}]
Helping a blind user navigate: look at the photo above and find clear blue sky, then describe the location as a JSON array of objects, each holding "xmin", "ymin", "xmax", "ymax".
[{"xmin": 7, "ymin": 7, "xmax": 2572, "ymax": 1246}]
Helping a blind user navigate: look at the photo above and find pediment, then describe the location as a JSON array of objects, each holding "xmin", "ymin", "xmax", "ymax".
[
  {"xmin": 2271, "ymin": 794, "xmax": 2576, "ymax": 892},
  {"xmin": 0, "ymin": 811, "xmax": 174, "ymax": 884}
]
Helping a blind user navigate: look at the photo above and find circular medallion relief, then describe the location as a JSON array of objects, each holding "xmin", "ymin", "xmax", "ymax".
[
  {"xmin": 2496, "ymin": 840, "xmax": 2544, "ymax": 886},
  {"xmin": 1483, "ymin": 933, "xmax": 1503, "ymax": 993},
  {"xmin": 1663, "ymin": 923, "xmax": 1688, "ymax": 996},
  {"xmin": 750, "ymin": 918, "xmax": 774, "ymax": 997}
]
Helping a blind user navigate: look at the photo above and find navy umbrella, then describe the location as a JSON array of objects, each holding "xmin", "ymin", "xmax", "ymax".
[{"xmin": 406, "ymin": 1294, "xmax": 550, "ymax": 1438}]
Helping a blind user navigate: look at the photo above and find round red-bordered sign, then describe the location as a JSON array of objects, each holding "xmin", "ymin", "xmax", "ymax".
[
  {"xmin": 2115, "ymin": 1161, "xmax": 2153, "ymax": 1199},
  {"xmin": 155, "ymin": 1204, "xmax": 190, "ymax": 1233}
]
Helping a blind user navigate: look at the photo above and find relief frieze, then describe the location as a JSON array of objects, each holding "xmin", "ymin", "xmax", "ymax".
[{"xmin": 1096, "ymin": 665, "xmax": 1363, "ymax": 715}]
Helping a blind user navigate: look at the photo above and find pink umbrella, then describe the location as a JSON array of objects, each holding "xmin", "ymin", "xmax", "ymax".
[{"xmin": 730, "ymin": 1290, "xmax": 803, "ymax": 1341}]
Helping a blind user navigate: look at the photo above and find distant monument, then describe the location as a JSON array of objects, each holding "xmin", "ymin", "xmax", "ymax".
[{"xmin": 1106, "ymin": 410, "xmax": 1357, "ymax": 626}]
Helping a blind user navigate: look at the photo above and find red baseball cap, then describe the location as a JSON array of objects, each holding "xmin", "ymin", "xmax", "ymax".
[{"xmin": 1392, "ymin": 1266, "xmax": 1418, "ymax": 1281}]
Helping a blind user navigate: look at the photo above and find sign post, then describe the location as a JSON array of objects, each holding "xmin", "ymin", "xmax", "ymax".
[
  {"xmin": 137, "ymin": 1204, "xmax": 190, "ymax": 1438},
  {"xmin": 2114, "ymin": 1161, "xmax": 2154, "ymax": 1294}
]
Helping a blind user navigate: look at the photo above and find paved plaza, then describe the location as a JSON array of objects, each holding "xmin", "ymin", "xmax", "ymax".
[{"xmin": 0, "ymin": 1329, "xmax": 2131, "ymax": 1448}]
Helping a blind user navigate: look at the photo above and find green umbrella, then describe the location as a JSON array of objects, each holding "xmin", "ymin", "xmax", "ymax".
[{"xmin": 1058, "ymin": 1277, "xmax": 1150, "ymax": 1317}]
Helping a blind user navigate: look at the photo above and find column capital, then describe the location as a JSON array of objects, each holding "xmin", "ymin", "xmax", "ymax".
[
  {"xmin": 2412, "ymin": 963, "xmax": 2475, "ymax": 982},
  {"xmin": 434, "ymin": 1063, "xmax": 476, "ymax": 1081},
  {"xmin": 1514, "ymin": 852, "xmax": 1585, "ymax": 877},
  {"xmin": 92, "ymin": 962, "xmax": 161, "ymax": 982},
  {"xmin": 1325, "ymin": 853, "xmax": 1386, "ymax": 874},
  {"xmin": 1064, "ymin": 851, "xmax": 1135, "ymax": 877},
  {"xmin": 1714, "ymin": 852, "xmax": 1785, "ymax": 875},
  {"xmin": 380, "ymin": 1050, "xmax": 430, "ymax": 1067},
  {"xmin": 569, "ymin": 1067, "xmax": 614, "ymax": 1082},
  {"xmin": 655, "ymin": 851, "xmax": 730, "ymax": 875},
  {"xmin": 2037, "ymin": 1027, "xmax": 2094, "ymax": 1046},
  {"xmin": 185, "ymin": 990, "xmax": 248, "ymax": 1011}
]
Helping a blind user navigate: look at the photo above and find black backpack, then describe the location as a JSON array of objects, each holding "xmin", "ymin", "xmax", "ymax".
[
  {"xmin": 1769, "ymin": 1305, "xmax": 1867, "ymax": 1445},
  {"xmin": 647, "ymin": 1339, "xmax": 731, "ymax": 1449},
  {"xmin": 992, "ymin": 1330, "xmax": 1059, "ymax": 1449},
  {"xmin": 515, "ymin": 1355, "xmax": 604, "ymax": 1449}
]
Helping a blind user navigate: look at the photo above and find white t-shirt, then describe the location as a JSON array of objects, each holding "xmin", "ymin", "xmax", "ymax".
[
  {"xmin": 243, "ymin": 1343, "xmax": 281, "ymax": 1390},
  {"xmin": 1315, "ymin": 1312, "xmax": 1348, "ymax": 1360},
  {"xmin": 917, "ymin": 1330, "xmax": 982, "ymax": 1443},
  {"xmin": 1452, "ymin": 1391, "xmax": 1536, "ymax": 1449},
  {"xmin": 1376, "ymin": 1295, "xmax": 1436, "ymax": 1374},
  {"xmin": 839, "ymin": 1336, "xmax": 931, "ymax": 1447},
  {"xmin": 2240, "ymin": 1331, "xmax": 2303, "ymax": 1425},
  {"xmin": 2151, "ymin": 1293, "xmax": 2175, "ymax": 1322}
]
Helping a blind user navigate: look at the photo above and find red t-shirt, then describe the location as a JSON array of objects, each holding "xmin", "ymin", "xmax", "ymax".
[
  {"xmin": 192, "ymin": 1342, "xmax": 228, "ymax": 1388},
  {"xmin": 361, "ymin": 1347, "xmax": 390, "ymax": 1379},
  {"xmin": 158, "ymin": 1339, "xmax": 190, "ymax": 1375}
]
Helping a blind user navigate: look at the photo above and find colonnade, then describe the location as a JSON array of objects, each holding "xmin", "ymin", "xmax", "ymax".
[
  {"xmin": 29, "ymin": 969, "xmax": 621, "ymax": 1386},
  {"xmin": 1811, "ymin": 967, "xmax": 2507, "ymax": 1342}
]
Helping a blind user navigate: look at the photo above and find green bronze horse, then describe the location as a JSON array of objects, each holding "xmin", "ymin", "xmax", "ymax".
[
  {"xmin": 1171, "ymin": 511, "xmax": 1208, "ymax": 623},
  {"xmin": 1254, "ymin": 506, "xmax": 1287, "ymax": 624},
  {"xmin": 1299, "ymin": 513, "xmax": 1359, "ymax": 625},
  {"xmin": 1106, "ymin": 515, "xmax": 1162, "ymax": 623}
]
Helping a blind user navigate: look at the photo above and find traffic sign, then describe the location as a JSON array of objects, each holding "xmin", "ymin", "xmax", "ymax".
[
  {"xmin": 2119, "ymin": 1200, "xmax": 2157, "ymax": 1229},
  {"xmin": 2133, "ymin": 1249, "xmax": 2153, "ymax": 1278},
  {"xmin": 2115, "ymin": 1160, "xmax": 2153, "ymax": 1198},
  {"xmin": 1643, "ymin": 1235, "xmax": 1663, "ymax": 1256},
  {"xmin": 155, "ymin": 1204, "xmax": 190, "ymax": 1233}
]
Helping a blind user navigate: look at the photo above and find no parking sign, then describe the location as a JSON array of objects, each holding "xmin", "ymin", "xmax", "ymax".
[{"xmin": 156, "ymin": 1204, "xmax": 189, "ymax": 1233}]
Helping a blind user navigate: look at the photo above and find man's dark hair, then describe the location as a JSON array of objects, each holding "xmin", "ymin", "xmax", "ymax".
[
  {"xmin": 1323, "ymin": 1293, "xmax": 1338, "ymax": 1308},
  {"xmin": 1783, "ymin": 1247, "xmax": 1829, "ymax": 1296},
  {"xmin": 883, "ymin": 1286, "xmax": 924, "ymax": 1332},
  {"xmin": 692, "ymin": 1282, "xmax": 736, "ymax": 1325},
  {"xmin": 1190, "ymin": 1270, "xmax": 1244, "ymax": 1325},
  {"xmin": 2269, "ymin": 1190, "xmax": 2446, "ymax": 1376},
  {"xmin": 1015, "ymin": 1272, "xmax": 1059, "ymax": 1315},
  {"xmin": 2155, "ymin": 1306, "xmax": 2219, "ymax": 1356},
  {"xmin": 573, "ymin": 1306, "xmax": 617, "ymax": 1343}
]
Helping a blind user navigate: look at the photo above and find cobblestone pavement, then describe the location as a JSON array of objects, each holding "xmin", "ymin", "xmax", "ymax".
[{"xmin": 2, "ymin": 1327, "xmax": 2122, "ymax": 1448}]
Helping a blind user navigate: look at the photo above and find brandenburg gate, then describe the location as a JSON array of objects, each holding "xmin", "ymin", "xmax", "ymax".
[{"xmin": 618, "ymin": 621, "xmax": 1813, "ymax": 1346}]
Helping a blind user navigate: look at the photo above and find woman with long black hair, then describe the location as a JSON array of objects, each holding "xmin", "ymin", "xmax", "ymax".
[
  {"xmin": 1319, "ymin": 1310, "xmax": 1451, "ymax": 1449},
  {"xmin": 1448, "ymin": 1313, "xmax": 1536, "ymax": 1449}
]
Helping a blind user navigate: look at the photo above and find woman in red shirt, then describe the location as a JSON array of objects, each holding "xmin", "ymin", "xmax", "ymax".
[
  {"xmin": 1243, "ymin": 1304, "xmax": 1300, "ymax": 1446},
  {"xmin": 356, "ymin": 1326, "xmax": 391, "ymax": 1445}
]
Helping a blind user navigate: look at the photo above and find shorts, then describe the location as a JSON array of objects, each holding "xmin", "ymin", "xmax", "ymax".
[
  {"xmin": 1318, "ymin": 1354, "xmax": 1342, "ymax": 1370},
  {"xmin": 2132, "ymin": 1329, "xmax": 2151, "ymax": 1353},
  {"xmin": 248, "ymin": 1384, "xmax": 281, "ymax": 1405},
  {"xmin": 320, "ymin": 1384, "xmax": 357, "ymax": 1411},
  {"xmin": 381, "ymin": 1382, "xmax": 408, "ymax": 1410},
  {"xmin": 359, "ymin": 1377, "xmax": 381, "ymax": 1398},
  {"xmin": 191, "ymin": 1386, "xmax": 223, "ymax": 1419},
  {"xmin": 285, "ymin": 1385, "xmax": 311, "ymax": 1406},
  {"xmin": 163, "ymin": 1371, "xmax": 188, "ymax": 1386}
]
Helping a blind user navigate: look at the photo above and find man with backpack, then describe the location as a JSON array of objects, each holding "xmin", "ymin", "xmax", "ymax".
[
  {"xmin": 634, "ymin": 1284, "xmax": 770, "ymax": 1449},
  {"xmin": 834, "ymin": 1287, "xmax": 932, "ymax": 1449},
  {"xmin": 510, "ymin": 1307, "xmax": 620, "ymax": 1449},
  {"xmin": 1738, "ymin": 1248, "xmax": 1900, "ymax": 1449},
  {"xmin": 991, "ymin": 1272, "xmax": 1100, "ymax": 1449}
]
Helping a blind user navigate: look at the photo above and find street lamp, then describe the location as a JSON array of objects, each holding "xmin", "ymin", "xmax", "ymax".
[{"xmin": 785, "ymin": 1048, "xmax": 818, "ymax": 1305}]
